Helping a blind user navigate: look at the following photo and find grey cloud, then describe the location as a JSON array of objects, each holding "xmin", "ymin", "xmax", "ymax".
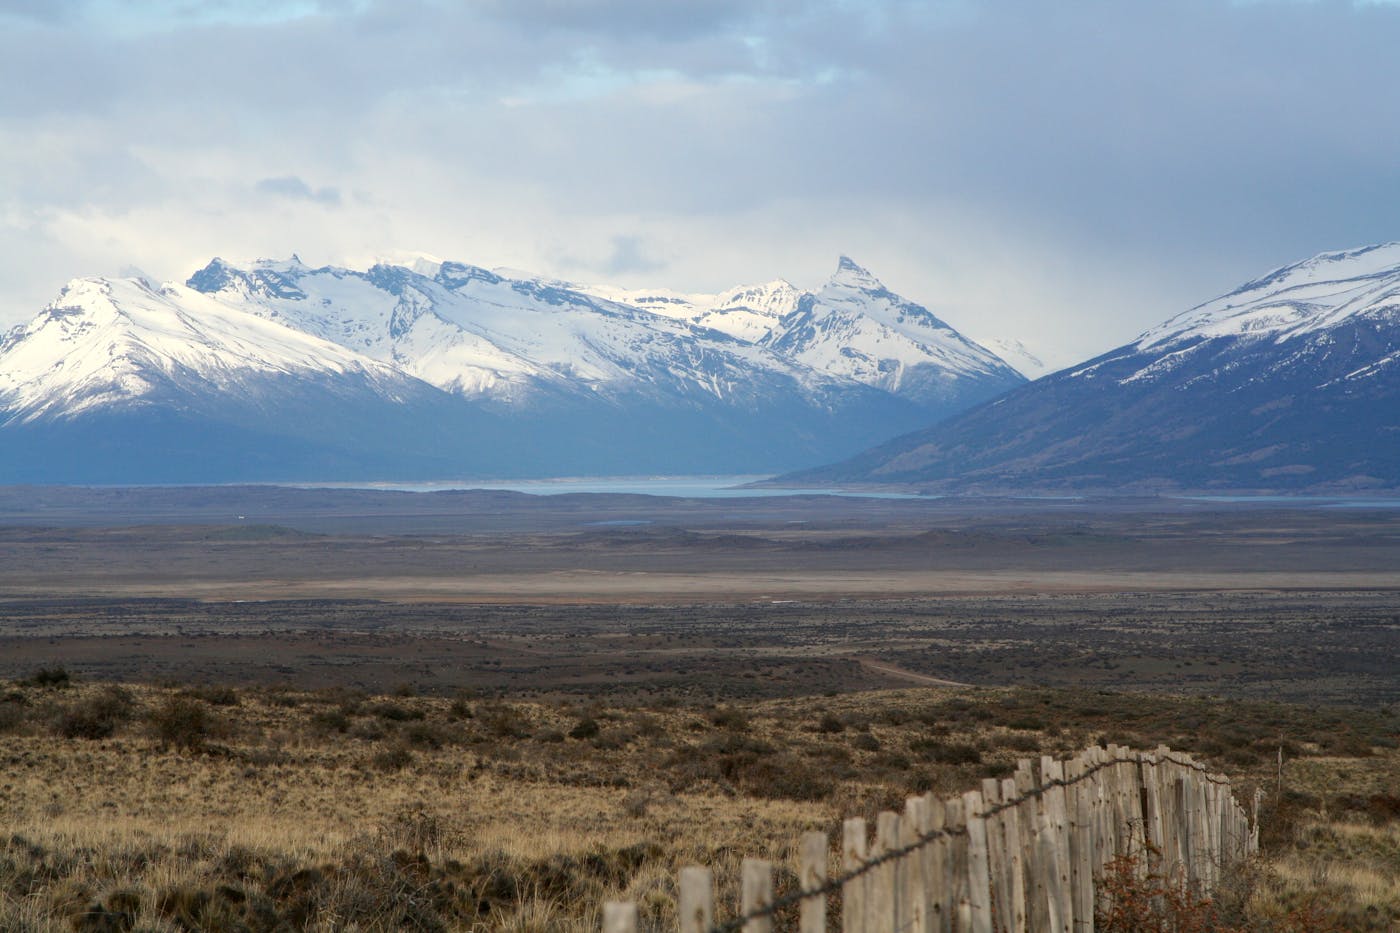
[
  {"xmin": 2, "ymin": 0, "xmax": 1400, "ymax": 364},
  {"xmin": 255, "ymin": 176, "xmax": 342, "ymax": 206}
]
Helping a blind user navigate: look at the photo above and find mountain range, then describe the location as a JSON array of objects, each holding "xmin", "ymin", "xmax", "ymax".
[
  {"xmin": 785, "ymin": 243, "xmax": 1400, "ymax": 494},
  {"xmin": 0, "ymin": 255, "xmax": 1025, "ymax": 483}
]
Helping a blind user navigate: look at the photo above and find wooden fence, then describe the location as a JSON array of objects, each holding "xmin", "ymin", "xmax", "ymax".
[{"xmin": 602, "ymin": 744, "xmax": 1259, "ymax": 932}]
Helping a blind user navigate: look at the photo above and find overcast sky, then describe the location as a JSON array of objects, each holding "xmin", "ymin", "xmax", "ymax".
[{"xmin": 2, "ymin": 0, "xmax": 1398, "ymax": 368}]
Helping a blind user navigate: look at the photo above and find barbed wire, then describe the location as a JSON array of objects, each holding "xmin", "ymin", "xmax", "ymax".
[{"xmin": 706, "ymin": 749, "xmax": 1237, "ymax": 933}]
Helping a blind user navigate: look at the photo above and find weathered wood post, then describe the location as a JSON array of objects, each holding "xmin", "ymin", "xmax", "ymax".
[
  {"xmin": 842, "ymin": 817, "xmax": 868, "ymax": 933},
  {"xmin": 1014, "ymin": 759, "xmax": 1048, "ymax": 933},
  {"xmin": 1000, "ymin": 776, "xmax": 1028, "ymax": 933},
  {"xmin": 905, "ymin": 795, "xmax": 931, "ymax": 933},
  {"xmin": 980, "ymin": 777, "xmax": 1012, "ymax": 933},
  {"xmin": 925, "ymin": 793, "xmax": 951, "ymax": 933},
  {"xmin": 799, "ymin": 830, "xmax": 828, "ymax": 933},
  {"xmin": 963, "ymin": 788, "xmax": 993, "ymax": 933},
  {"xmin": 1040, "ymin": 756, "xmax": 1074, "ymax": 933},
  {"xmin": 943, "ymin": 795, "xmax": 968, "ymax": 929},
  {"xmin": 871, "ymin": 811, "xmax": 900, "ymax": 932},
  {"xmin": 741, "ymin": 858, "xmax": 774, "ymax": 933},
  {"xmin": 602, "ymin": 901, "xmax": 637, "ymax": 933},
  {"xmin": 678, "ymin": 866, "xmax": 714, "ymax": 933},
  {"xmin": 1065, "ymin": 755, "xmax": 1094, "ymax": 932}
]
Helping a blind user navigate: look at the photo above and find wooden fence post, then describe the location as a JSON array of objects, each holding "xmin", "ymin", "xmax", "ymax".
[
  {"xmin": 1000, "ymin": 777, "xmax": 1027, "ymax": 933},
  {"xmin": 1040, "ymin": 757, "xmax": 1073, "ymax": 933},
  {"xmin": 1065, "ymin": 756, "xmax": 1094, "ymax": 932},
  {"xmin": 925, "ymin": 794, "xmax": 950, "ymax": 933},
  {"xmin": 905, "ymin": 796, "xmax": 931, "ymax": 933},
  {"xmin": 799, "ymin": 830, "xmax": 827, "ymax": 933},
  {"xmin": 963, "ymin": 789, "xmax": 993, "ymax": 933},
  {"xmin": 741, "ymin": 858, "xmax": 774, "ymax": 933},
  {"xmin": 678, "ymin": 866, "xmax": 713, "ymax": 933},
  {"xmin": 943, "ymin": 796, "xmax": 968, "ymax": 929},
  {"xmin": 602, "ymin": 901, "xmax": 637, "ymax": 933},
  {"xmin": 981, "ymin": 777, "xmax": 1012, "ymax": 933},
  {"xmin": 1014, "ymin": 759, "xmax": 1048, "ymax": 933},
  {"xmin": 842, "ymin": 817, "xmax": 868, "ymax": 933},
  {"xmin": 871, "ymin": 811, "xmax": 899, "ymax": 933}
]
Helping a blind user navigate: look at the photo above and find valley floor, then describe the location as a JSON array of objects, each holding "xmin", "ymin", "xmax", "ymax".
[{"xmin": 0, "ymin": 488, "xmax": 1396, "ymax": 929}]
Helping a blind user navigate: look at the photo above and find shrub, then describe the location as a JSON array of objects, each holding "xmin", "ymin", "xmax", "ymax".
[
  {"xmin": 150, "ymin": 696, "xmax": 211, "ymax": 752},
  {"xmin": 481, "ymin": 704, "xmax": 531, "ymax": 739},
  {"xmin": 368, "ymin": 702, "xmax": 424, "ymax": 723},
  {"xmin": 909, "ymin": 738, "xmax": 982, "ymax": 765},
  {"xmin": 309, "ymin": 709, "xmax": 351, "ymax": 734},
  {"xmin": 852, "ymin": 733, "xmax": 881, "ymax": 752},
  {"xmin": 816, "ymin": 713, "xmax": 845, "ymax": 734},
  {"xmin": 708, "ymin": 707, "xmax": 749, "ymax": 731},
  {"xmin": 373, "ymin": 743, "xmax": 414, "ymax": 772},
  {"xmin": 404, "ymin": 722, "xmax": 447, "ymax": 749},
  {"xmin": 190, "ymin": 685, "xmax": 241, "ymax": 707},
  {"xmin": 0, "ymin": 693, "xmax": 28, "ymax": 734},
  {"xmin": 56, "ymin": 687, "xmax": 134, "ymax": 740},
  {"xmin": 24, "ymin": 666, "xmax": 71, "ymax": 689},
  {"xmin": 568, "ymin": 718, "xmax": 601, "ymax": 740}
]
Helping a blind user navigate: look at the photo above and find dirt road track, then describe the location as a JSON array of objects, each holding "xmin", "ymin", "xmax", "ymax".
[{"xmin": 853, "ymin": 657, "xmax": 975, "ymax": 689}]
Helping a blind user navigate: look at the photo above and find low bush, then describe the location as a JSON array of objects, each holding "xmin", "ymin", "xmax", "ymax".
[
  {"xmin": 568, "ymin": 717, "xmax": 600, "ymax": 740},
  {"xmin": 56, "ymin": 686, "xmax": 135, "ymax": 740},
  {"xmin": 24, "ymin": 666, "xmax": 71, "ymax": 689},
  {"xmin": 150, "ymin": 696, "xmax": 211, "ymax": 752}
]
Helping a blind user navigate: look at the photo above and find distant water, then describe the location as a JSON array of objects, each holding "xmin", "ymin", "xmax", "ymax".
[
  {"xmin": 296, "ymin": 475, "xmax": 934, "ymax": 500},
  {"xmin": 1179, "ymin": 495, "xmax": 1400, "ymax": 509}
]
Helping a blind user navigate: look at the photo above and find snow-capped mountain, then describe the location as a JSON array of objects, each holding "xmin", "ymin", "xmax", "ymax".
[
  {"xmin": 581, "ymin": 279, "xmax": 802, "ymax": 343},
  {"xmin": 783, "ymin": 244, "xmax": 1400, "ymax": 493},
  {"xmin": 760, "ymin": 257, "xmax": 1026, "ymax": 408},
  {"xmin": 4, "ymin": 251, "xmax": 1028, "ymax": 483},
  {"xmin": 0, "ymin": 275, "xmax": 413, "ymax": 422},
  {"xmin": 186, "ymin": 257, "xmax": 843, "ymax": 411}
]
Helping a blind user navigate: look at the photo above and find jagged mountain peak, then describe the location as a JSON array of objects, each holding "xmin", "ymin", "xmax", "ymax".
[
  {"xmin": 787, "ymin": 241, "xmax": 1400, "ymax": 494},
  {"xmin": 829, "ymin": 256, "xmax": 884, "ymax": 291}
]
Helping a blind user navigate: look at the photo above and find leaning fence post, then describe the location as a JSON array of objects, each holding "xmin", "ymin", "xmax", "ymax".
[
  {"xmin": 925, "ymin": 794, "xmax": 950, "ymax": 933},
  {"xmin": 799, "ymin": 830, "xmax": 828, "ymax": 933},
  {"xmin": 904, "ymin": 796, "xmax": 930, "ymax": 933},
  {"xmin": 1066, "ymin": 755, "xmax": 1094, "ymax": 932},
  {"xmin": 871, "ymin": 811, "xmax": 899, "ymax": 932},
  {"xmin": 980, "ymin": 778, "xmax": 1010, "ymax": 933},
  {"xmin": 602, "ymin": 901, "xmax": 637, "ymax": 933},
  {"xmin": 1000, "ymin": 777, "xmax": 1028, "ymax": 933},
  {"xmin": 679, "ymin": 866, "xmax": 713, "ymax": 933},
  {"xmin": 843, "ymin": 817, "xmax": 868, "ymax": 933},
  {"xmin": 963, "ymin": 789, "xmax": 993, "ymax": 933},
  {"xmin": 1040, "ymin": 757, "xmax": 1073, "ymax": 933},
  {"xmin": 943, "ymin": 795, "xmax": 968, "ymax": 926}
]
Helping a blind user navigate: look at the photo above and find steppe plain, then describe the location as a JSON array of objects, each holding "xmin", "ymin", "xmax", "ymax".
[{"xmin": 1, "ymin": 485, "xmax": 1397, "ymax": 930}]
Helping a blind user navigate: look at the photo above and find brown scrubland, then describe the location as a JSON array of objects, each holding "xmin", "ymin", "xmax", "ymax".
[{"xmin": 1, "ymin": 673, "xmax": 1396, "ymax": 931}]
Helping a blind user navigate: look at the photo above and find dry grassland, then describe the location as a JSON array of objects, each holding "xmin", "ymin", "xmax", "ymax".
[{"xmin": 2, "ymin": 676, "xmax": 1396, "ymax": 931}]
